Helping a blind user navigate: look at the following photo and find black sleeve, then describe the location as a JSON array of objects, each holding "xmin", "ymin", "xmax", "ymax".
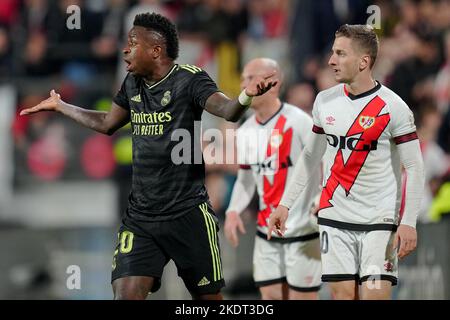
[
  {"xmin": 113, "ymin": 75, "xmax": 130, "ymax": 110},
  {"xmin": 188, "ymin": 70, "xmax": 220, "ymax": 110}
]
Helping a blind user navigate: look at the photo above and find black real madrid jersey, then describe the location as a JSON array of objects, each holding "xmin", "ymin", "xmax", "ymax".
[{"xmin": 113, "ymin": 64, "xmax": 220, "ymax": 221}]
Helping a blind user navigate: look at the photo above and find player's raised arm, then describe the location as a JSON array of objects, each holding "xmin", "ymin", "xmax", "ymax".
[
  {"xmin": 20, "ymin": 89, "xmax": 130, "ymax": 135},
  {"xmin": 204, "ymin": 72, "xmax": 278, "ymax": 122}
]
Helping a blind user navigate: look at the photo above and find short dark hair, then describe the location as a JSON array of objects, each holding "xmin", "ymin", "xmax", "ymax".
[
  {"xmin": 335, "ymin": 24, "xmax": 379, "ymax": 68},
  {"xmin": 133, "ymin": 12, "xmax": 179, "ymax": 60}
]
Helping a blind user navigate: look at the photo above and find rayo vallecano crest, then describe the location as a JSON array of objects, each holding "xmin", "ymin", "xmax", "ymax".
[
  {"xmin": 359, "ymin": 115, "xmax": 375, "ymax": 130},
  {"xmin": 161, "ymin": 90, "xmax": 171, "ymax": 106},
  {"xmin": 270, "ymin": 133, "xmax": 283, "ymax": 149}
]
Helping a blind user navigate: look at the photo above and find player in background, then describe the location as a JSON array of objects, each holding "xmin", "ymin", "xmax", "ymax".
[
  {"xmin": 268, "ymin": 24, "xmax": 425, "ymax": 300},
  {"xmin": 224, "ymin": 58, "xmax": 322, "ymax": 300},
  {"xmin": 20, "ymin": 13, "xmax": 277, "ymax": 300}
]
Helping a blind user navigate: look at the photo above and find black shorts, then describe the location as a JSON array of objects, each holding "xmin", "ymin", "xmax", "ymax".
[{"xmin": 111, "ymin": 202, "xmax": 225, "ymax": 295}]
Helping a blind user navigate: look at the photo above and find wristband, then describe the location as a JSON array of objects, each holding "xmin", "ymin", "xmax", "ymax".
[{"xmin": 238, "ymin": 90, "xmax": 253, "ymax": 106}]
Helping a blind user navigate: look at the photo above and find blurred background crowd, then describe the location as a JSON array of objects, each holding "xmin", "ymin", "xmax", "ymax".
[{"xmin": 0, "ymin": 0, "xmax": 449, "ymax": 299}]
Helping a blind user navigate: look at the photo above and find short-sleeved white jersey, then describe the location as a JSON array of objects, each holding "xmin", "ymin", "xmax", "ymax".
[
  {"xmin": 312, "ymin": 82, "xmax": 417, "ymax": 230},
  {"xmin": 237, "ymin": 103, "xmax": 321, "ymax": 238}
]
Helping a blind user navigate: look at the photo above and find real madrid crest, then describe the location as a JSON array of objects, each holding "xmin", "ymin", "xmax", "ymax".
[
  {"xmin": 358, "ymin": 115, "xmax": 375, "ymax": 130},
  {"xmin": 161, "ymin": 90, "xmax": 171, "ymax": 107}
]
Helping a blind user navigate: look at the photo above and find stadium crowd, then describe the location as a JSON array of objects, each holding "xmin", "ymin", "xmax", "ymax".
[{"xmin": 1, "ymin": 0, "xmax": 449, "ymax": 235}]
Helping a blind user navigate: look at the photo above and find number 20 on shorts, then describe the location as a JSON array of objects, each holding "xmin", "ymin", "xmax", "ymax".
[{"xmin": 119, "ymin": 231, "xmax": 134, "ymax": 253}]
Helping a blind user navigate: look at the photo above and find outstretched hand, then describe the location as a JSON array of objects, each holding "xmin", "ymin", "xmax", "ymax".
[
  {"xmin": 245, "ymin": 73, "xmax": 278, "ymax": 97},
  {"xmin": 20, "ymin": 90, "xmax": 63, "ymax": 116}
]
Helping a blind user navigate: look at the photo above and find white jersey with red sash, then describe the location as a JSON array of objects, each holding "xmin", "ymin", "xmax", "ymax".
[
  {"xmin": 237, "ymin": 103, "xmax": 321, "ymax": 238},
  {"xmin": 312, "ymin": 82, "xmax": 417, "ymax": 230}
]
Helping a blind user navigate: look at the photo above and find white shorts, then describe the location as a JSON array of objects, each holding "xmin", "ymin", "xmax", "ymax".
[
  {"xmin": 319, "ymin": 225, "xmax": 398, "ymax": 285},
  {"xmin": 253, "ymin": 235, "xmax": 322, "ymax": 292}
]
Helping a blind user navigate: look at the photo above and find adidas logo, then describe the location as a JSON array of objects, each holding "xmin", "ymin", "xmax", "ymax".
[
  {"xmin": 197, "ymin": 277, "xmax": 210, "ymax": 286},
  {"xmin": 131, "ymin": 94, "xmax": 141, "ymax": 102}
]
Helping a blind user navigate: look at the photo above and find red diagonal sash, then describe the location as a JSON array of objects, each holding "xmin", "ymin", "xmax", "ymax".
[
  {"xmin": 319, "ymin": 96, "xmax": 390, "ymax": 210},
  {"xmin": 258, "ymin": 115, "xmax": 293, "ymax": 227}
]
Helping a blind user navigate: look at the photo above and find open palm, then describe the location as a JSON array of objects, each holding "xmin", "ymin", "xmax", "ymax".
[
  {"xmin": 245, "ymin": 73, "xmax": 278, "ymax": 97},
  {"xmin": 20, "ymin": 90, "xmax": 62, "ymax": 115}
]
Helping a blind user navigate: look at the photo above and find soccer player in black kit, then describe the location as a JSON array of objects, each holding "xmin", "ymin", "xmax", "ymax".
[{"xmin": 21, "ymin": 13, "xmax": 277, "ymax": 300}]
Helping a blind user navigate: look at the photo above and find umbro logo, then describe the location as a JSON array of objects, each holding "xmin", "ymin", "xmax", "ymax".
[
  {"xmin": 326, "ymin": 116, "xmax": 335, "ymax": 125},
  {"xmin": 384, "ymin": 261, "xmax": 394, "ymax": 272},
  {"xmin": 197, "ymin": 277, "xmax": 210, "ymax": 286},
  {"xmin": 131, "ymin": 94, "xmax": 141, "ymax": 103}
]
